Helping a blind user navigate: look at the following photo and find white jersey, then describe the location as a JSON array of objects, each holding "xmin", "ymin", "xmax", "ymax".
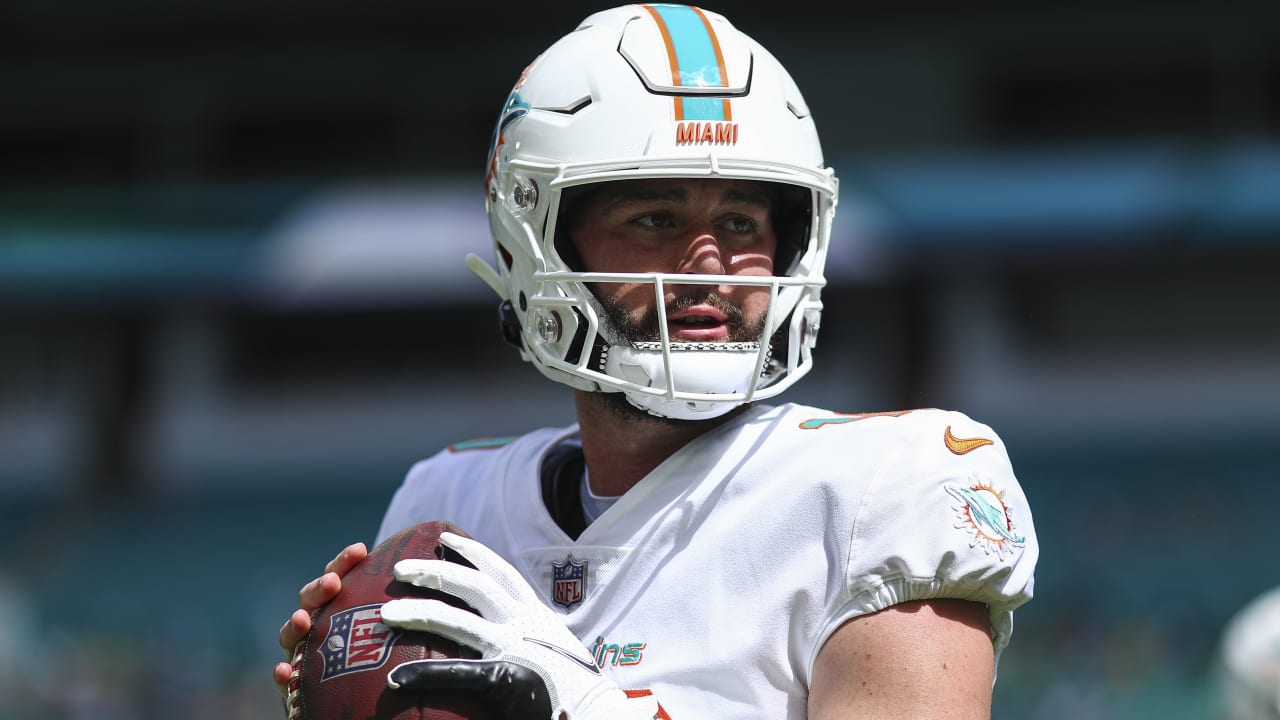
[{"xmin": 376, "ymin": 402, "xmax": 1038, "ymax": 720}]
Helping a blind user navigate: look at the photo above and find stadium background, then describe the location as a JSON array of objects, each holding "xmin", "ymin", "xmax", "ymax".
[{"xmin": 1, "ymin": 1, "xmax": 1278, "ymax": 717}]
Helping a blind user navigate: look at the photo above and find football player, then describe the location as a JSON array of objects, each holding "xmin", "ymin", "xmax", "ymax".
[{"xmin": 275, "ymin": 5, "xmax": 1038, "ymax": 719}]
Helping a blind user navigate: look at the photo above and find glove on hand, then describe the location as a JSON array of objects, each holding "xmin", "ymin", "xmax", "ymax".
[{"xmin": 380, "ymin": 532, "xmax": 658, "ymax": 720}]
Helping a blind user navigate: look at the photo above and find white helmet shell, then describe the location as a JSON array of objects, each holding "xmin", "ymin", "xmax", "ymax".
[{"xmin": 474, "ymin": 4, "xmax": 838, "ymax": 419}]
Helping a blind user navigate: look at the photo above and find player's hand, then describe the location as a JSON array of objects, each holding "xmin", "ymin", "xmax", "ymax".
[
  {"xmin": 272, "ymin": 542, "xmax": 368, "ymax": 695},
  {"xmin": 380, "ymin": 532, "xmax": 659, "ymax": 720}
]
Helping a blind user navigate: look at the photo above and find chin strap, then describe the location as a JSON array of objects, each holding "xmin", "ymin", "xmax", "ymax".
[{"xmin": 604, "ymin": 342, "xmax": 763, "ymax": 420}]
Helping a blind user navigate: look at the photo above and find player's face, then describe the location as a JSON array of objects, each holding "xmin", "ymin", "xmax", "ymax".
[{"xmin": 567, "ymin": 178, "xmax": 779, "ymax": 344}]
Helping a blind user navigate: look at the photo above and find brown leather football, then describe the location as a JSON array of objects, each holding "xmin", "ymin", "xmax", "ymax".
[{"xmin": 288, "ymin": 521, "xmax": 501, "ymax": 720}]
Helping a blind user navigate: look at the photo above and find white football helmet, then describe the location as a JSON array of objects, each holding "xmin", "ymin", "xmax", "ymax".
[{"xmin": 470, "ymin": 3, "xmax": 838, "ymax": 420}]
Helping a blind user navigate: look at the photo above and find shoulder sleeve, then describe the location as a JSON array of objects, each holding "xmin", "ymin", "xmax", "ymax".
[
  {"xmin": 375, "ymin": 453, "xmax": 445, "ymax": 546},
  {"xmin": 824, "ymin": 409, "xmax": 1039, "ymax": 661},
  {"xmin": 374, "ymin": 437, "xmax": 516, "ymax": 546}
]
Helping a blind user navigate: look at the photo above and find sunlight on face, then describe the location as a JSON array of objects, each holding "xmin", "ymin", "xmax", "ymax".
[{"xmin": 567, "ymin": 178, "xmax": 779, "ymax": 343}]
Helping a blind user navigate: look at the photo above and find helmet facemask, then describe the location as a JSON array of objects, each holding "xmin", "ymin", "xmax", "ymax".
[{"xmin": 548, "ymin": 180, "xmax": 818, "ymax": 420}]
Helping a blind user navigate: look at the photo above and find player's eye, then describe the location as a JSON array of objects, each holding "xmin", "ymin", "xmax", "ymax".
[
  {"xmin": 721, "ymin": 216, "xmax": 759, "ymax": 234},
  {"xmin": 632, "ymin": 212, "xmax": 674, "ymax": 229}
]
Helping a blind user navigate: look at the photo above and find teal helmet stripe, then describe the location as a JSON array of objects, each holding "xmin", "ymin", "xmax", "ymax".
[
  {"xmin": 681, "ymin": 96, "xmax": 726, "ymax": 122},
  {"xmin": 647, "ymin": 4, "xmax": 728, "ymax": 121}
]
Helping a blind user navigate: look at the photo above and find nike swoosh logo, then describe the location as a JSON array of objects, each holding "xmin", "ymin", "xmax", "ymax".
[
  {"xmin": 524, "ymin": 637, "xmax": 601, "ymax": 676},
  {"xmin": 944, "ymin": 425, "xmax": 994, "ymax": 455}
]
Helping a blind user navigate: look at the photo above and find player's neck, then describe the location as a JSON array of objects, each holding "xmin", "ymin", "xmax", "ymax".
[{"xmin": 572, "ymin": 389, "xmax": 748, "ymax": 497}]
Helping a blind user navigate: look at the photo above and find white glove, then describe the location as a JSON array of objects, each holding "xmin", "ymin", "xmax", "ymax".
[{"xmin": 379, "ymin": 532, "xmax": 659, "ymax": 720}]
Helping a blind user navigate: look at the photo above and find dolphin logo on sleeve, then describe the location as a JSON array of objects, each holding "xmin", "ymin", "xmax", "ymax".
[{"xmin": 945, "ymin": 480, "xmax": 1026, "ymax": 559}]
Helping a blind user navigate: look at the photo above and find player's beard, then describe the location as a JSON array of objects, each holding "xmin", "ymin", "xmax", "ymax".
[
  {"xmin": 600, "ymin": 289, "xmax": 765, "ymax": 345},
  {"xmin": 591, "ymin": 289, "xmax": 769, "ymax": 426}
]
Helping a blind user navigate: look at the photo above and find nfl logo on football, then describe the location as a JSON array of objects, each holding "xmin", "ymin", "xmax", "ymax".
[
  {"xmin": 552, "ymin": 555, "xmax": 587, "ymax": 610},
  {"xmin": 319, "ymin": 604, "xmax": 400, "ymax": 681}
]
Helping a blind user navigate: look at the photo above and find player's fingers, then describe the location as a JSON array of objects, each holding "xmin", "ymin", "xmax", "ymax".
[
  {"xmin": 298, "ymin": 571, "xmax": 342, "ymax": 612},
  {"xmin": 393, "ymin": 559, "xmax": 518, "ymax": 623},
  {"xmin": 272, "ymin": 661, "xmax": 294, "ymax": 695},
  {"xmin": 386, "ymin": 659, "xmax": 554, "ymax": 719},
  {"xmin": 438, "ymin": 532, "xmax": 538, "ymax": 603},
  {"xmin": 380, "ymin": 598, "xmax": 504, "ymax": 658},
  {"xmin": 279, "ymin": 607, "xmax": 313, "ymax": 654},
  {"xmin": 324, "ymin": 542, "xmax": 368, "ymax": 576}
]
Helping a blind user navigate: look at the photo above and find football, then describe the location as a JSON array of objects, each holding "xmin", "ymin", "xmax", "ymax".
[{"xmin": 288, "ymin": 521, "xmax": 501, "ymax": 720}]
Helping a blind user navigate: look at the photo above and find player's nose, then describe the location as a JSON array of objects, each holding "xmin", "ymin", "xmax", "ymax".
[{"xmin": 675, "ymin": 232, "xmax": 726, "ymax": 276}]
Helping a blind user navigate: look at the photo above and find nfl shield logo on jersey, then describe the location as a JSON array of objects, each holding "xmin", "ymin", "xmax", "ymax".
[{"xmin": 552, "ymin": 555, "xmax": 588, "ymax": 610}]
